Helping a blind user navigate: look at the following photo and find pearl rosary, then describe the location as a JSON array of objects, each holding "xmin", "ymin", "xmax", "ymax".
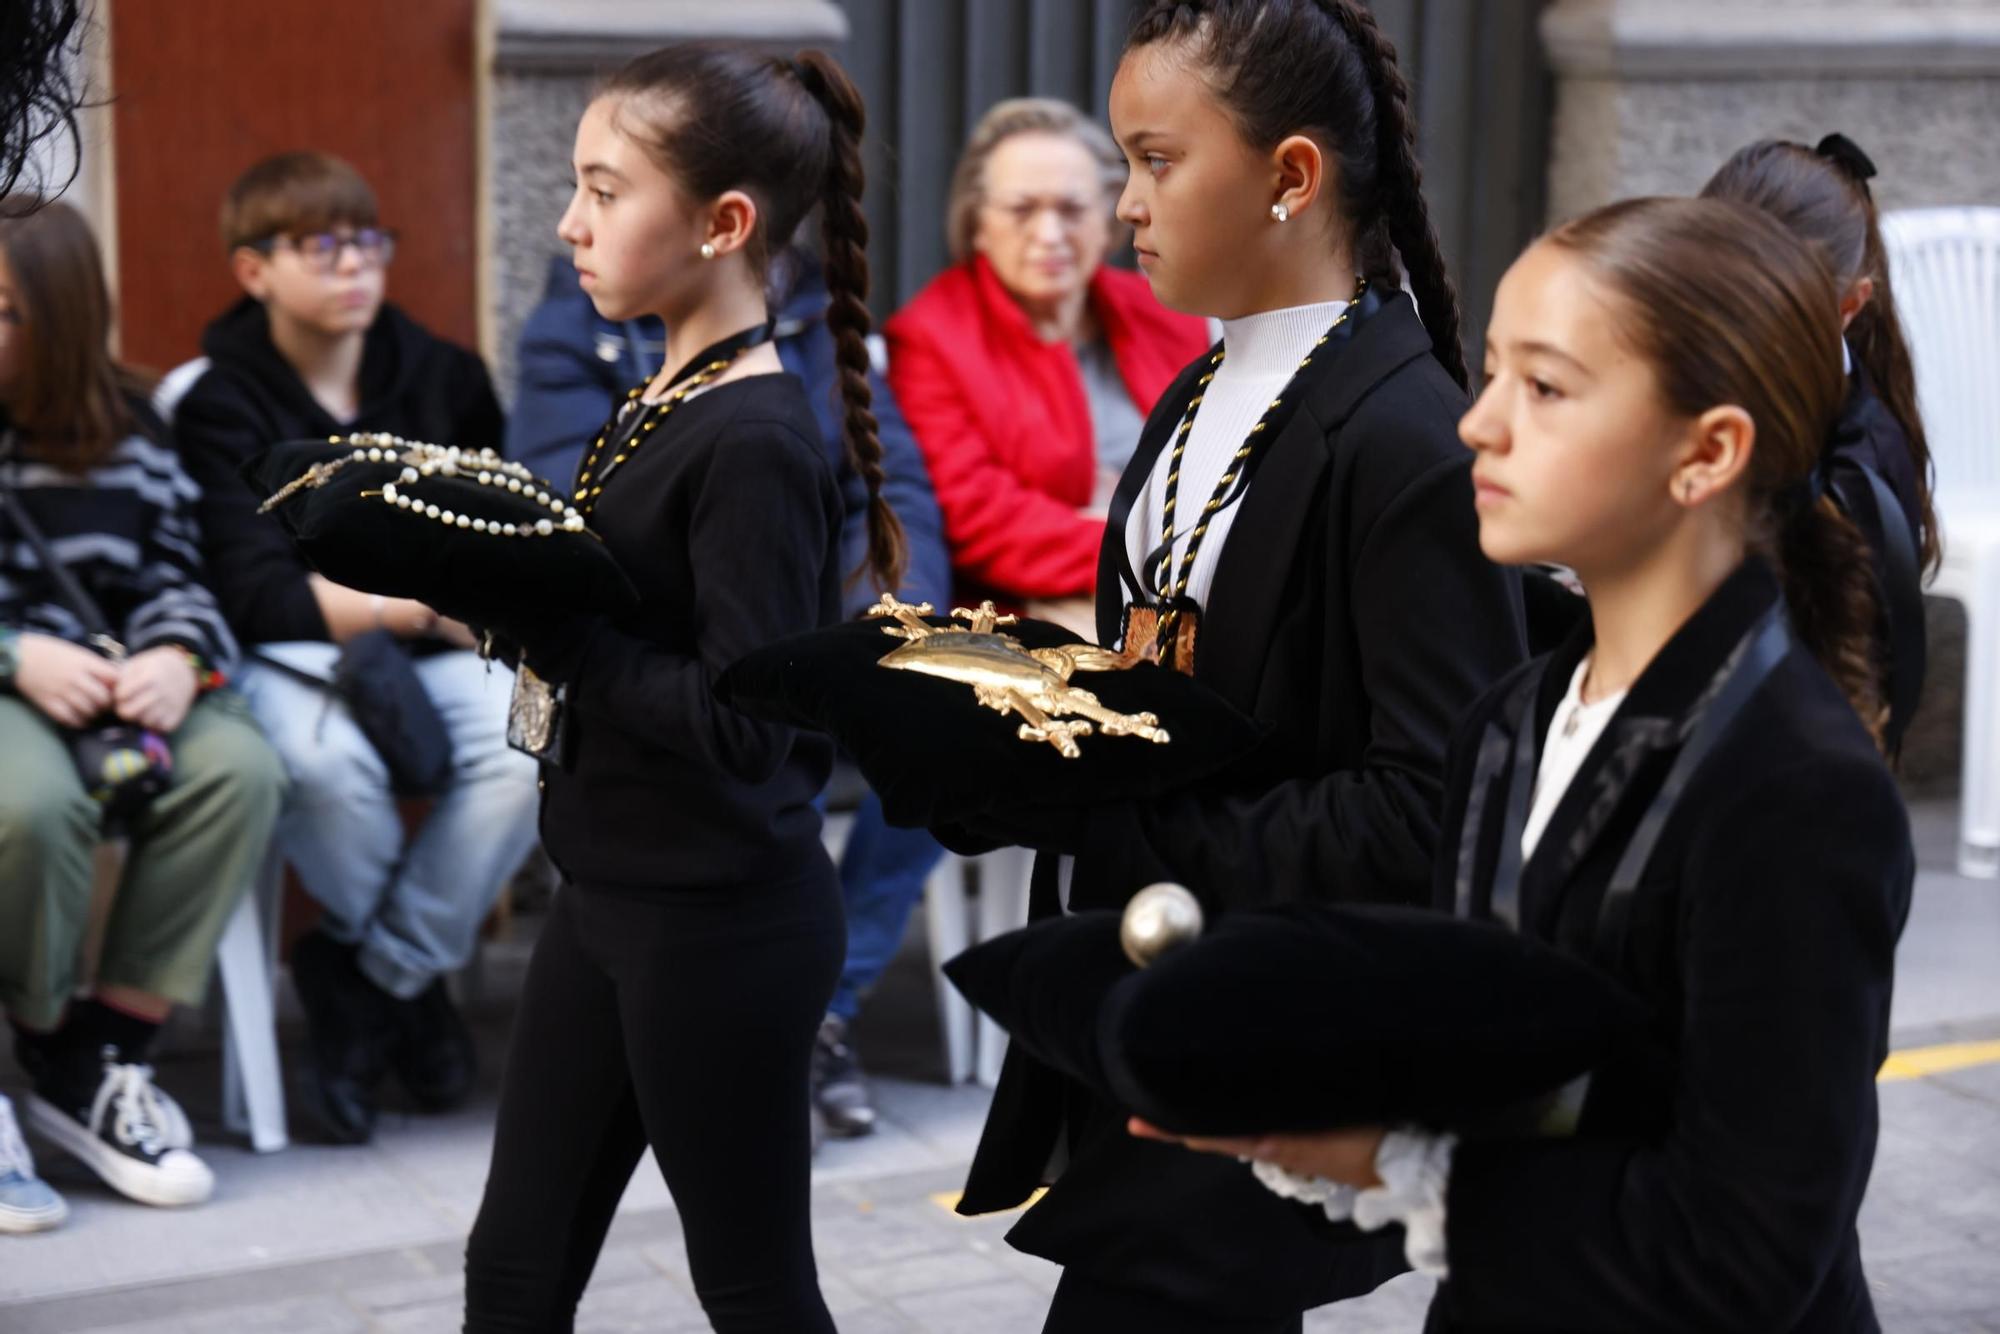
[{"xmin": 337, "ymin": 432, "xmax": 589, "ymax": 537}]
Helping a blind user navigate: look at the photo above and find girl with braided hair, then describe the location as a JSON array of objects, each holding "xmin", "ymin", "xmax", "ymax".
[
  {"xmin": 461, "ymin": 42, "xmax": 898, "ymax": 1333},
  {"xmin": 1702, "ymin": 133, "xmax": 1937, "ymax": 756},
  {"xmin": 945, "ymin": 3, "xmax": 1525, "ymax": 1328}
]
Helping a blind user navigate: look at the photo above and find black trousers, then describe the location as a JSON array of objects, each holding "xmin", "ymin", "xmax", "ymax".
[{"xmin": 464, "ymin": 867, "xmax": 843, "ymax": 1333}]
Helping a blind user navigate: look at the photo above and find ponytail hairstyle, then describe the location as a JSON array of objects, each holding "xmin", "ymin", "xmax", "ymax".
[
  {"xmin": 597, "ymin": 43, "xmax": 906, "ymax": 592},
  {"xmin": 1701, "ymin": 134, "xmax": 1939, "ymax": 575},
  {"xmin": 1548, "ymin": 197, "xmax": 1888, "ymax": 744},
  {"xmin": 1126, "ymin": 0, "xmax": 1468, "ymax": 388}
]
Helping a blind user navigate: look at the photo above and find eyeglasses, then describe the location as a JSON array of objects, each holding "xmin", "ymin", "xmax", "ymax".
[
  {"xmin": 982, "ymin": 196, "xmax": 1102, "ymax": 231},
  {"xmin": 248, "ymin": 227, "xmax": 398, "ymax": 273}
]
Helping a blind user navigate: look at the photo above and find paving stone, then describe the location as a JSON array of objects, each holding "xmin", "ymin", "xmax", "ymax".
[
  {"xmin": 370, "ymin": 1300, "xmax": 466, "ymax": 1334},
  {"xmin": 844, "ymin": 1248, "xmax": 1015, "ymax": 1300},
  {"xmin": 70, "ymin": 1295, "xmax": 369, "ymax": 1334},
  {"xmin": 573, "ymin": 1275, "xmax": 706, "ymax": 1331},
  {"xmin": 343, "ymin": 1272, "xmax": 463, "ymax": 1315},
  {"xmin": 895, "ymin": 1277, "xmax": 1054, "ymax": 1332}
]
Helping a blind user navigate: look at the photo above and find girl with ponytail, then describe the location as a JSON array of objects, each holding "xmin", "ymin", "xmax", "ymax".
[
  {"xmin": 462, "ymin": 43, "xmax": 891, "ymax": 1333},
  {"xmin": 1703, "ymin": 133, "xmax": 1936, "ymax": 752},
  {"xmin": 1145, "ymin": 196, "xmax": 1914, "ymax": 1332},
  {"xmin": 947, "ymin": 3, "xmax": 1526, "ymax": 1327}
]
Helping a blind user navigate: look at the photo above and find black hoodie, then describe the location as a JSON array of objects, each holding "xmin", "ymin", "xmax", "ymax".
[{"xmin": 174, "ymin": 297, "xmax": 504, "ymax": 644}]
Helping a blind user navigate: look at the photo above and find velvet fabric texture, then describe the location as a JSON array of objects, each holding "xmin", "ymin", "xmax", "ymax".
[
  {"xmin": 715, "ymin": 613, "xmax": 1265, "ymax": 828},
  {"xmin": 1426, "ymin": 560, "xmax": 1912, "ymax": 1333},
  {"xmin": 946, "ymin": 903, "xmax": 1645, "ymax": 1138},
  {"xmin": 243, "ymin": 438, "xmax": 638, "ymax": 619}
]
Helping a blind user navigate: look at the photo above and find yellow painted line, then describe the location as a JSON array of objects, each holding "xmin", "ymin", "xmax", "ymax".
[
  {"xmin": 930, "ymin": 1187, "xmax": 1046, "ymax": 1216},
  {"xmin": 1879, "ymin": 1038, "xmax": 2000, "ymax": 1083}
]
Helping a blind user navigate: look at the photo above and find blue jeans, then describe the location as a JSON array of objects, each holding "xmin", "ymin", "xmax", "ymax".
[
  {"xmin": 237, "ymin": 643, "xmax": 542, "ymax": 999},
  {"xmin": 828, "ymin": 791, "xmax": 944, "ymax": 1022}
]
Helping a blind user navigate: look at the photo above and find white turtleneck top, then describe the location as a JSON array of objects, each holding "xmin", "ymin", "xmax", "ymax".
[{"xmin": 1123, "ymin": 298, "xmax": 1350, "ymax": 613}]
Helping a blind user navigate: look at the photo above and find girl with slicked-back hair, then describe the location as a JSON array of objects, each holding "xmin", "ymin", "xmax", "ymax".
[
  {"xmin": 1703, "ymin": 134, "xmax": 1937, "ymax": 755},
  {"xmin": 1148, "ymin": 194, "xmax": 1914, "ymax": 1334},
  {"xmin": 461, "ymin": 42, "xmax": 895, "ymax": 1333},
  {"xmin": 939, "ymin": 4, "xmax": 1526, "ymax": 1328}
]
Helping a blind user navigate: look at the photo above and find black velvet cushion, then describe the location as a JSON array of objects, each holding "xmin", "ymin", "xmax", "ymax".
[
  {"xmin": 945, "ymin": 904, "xmax": 1648, "ymax": 1136},
  {"xmin": 714, "ymin": 614, "xmax": 1266, "ymax": 828},
  {"xmin": 244, "ymin": 437, "xmax": 639, "ymax": 618}
]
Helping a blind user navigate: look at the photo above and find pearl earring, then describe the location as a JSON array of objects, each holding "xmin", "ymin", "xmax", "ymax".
[
  {"xmin": 1271, "ymin": 203, "xmax": 1290, "ymax": 223},
  {"xmin": 699, "ymin": 242, "xmax": 717, "ymax": 260}
]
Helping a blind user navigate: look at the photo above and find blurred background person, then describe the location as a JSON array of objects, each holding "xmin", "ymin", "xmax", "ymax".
[
  {"xmin": 0, "ymin": 198, "xmax": 283, "ymax": 1220},
  {"xmin": 171, "ymin": 152, "xmax": 538, "ymax": 1148},
  {"xmin": 885, "ymin": 98, "xmax": 1209, "ymax": 632}
]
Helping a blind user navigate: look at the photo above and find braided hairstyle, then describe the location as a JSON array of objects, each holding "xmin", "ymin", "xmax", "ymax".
[
  {"xmin": 1701, "ymin": 136, "xmax": 1939, "ymax": 575},
  {"xmin": 598, "ymin": 43, "xmax": 906, "ymax": 592},
  {"xmin": 1127, "ymin": 0, "xmax": 1468, "ymax": 387},
  {"xmin": 1549, "ymin": 197, "xmax": 1888, "ymax": 745}
]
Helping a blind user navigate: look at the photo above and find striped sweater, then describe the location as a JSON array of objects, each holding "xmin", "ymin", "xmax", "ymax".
[{"xmin": 1, "ymin": 424, "xmax": 239, "ymax": 673}]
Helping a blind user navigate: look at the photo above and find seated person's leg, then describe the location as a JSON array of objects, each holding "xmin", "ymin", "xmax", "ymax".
[
  {"xmin": 0, "ymin": 697, "xmax": 219, "ymax": 1209},
  {"xmin": 370, "ymin": 649, "xmax": 539, "ymax": 1110},
  {"xmin": 0, "ymin": 697, "xmax": 98, "ymax": 1044},
  {"xmin": 235, "ymin": 643, "xmax": 407, "ymax": 1143},
  {"xmin": 98, "ymin": 688, "xmax": 285, "ymax": 1026},
  {"xmin": 815, "ymin": 789, "xmax": 946, "ymax": 1137}
]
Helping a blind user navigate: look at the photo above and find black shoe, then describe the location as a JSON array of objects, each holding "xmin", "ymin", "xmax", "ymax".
[
  {"xmin": 26, "ymin": 1049, "xmax": 213, "ymax": 1207},
  {"xmin": 392, "ymin": 980, "xmax": 477, "ymax": 1113},
  {"xmin": 288, "ymin": 931, "xmax": 397, "ymax": 1145},
  {"xmin": 811, "ymin": 1014, "xmax": 877, "ymax": 1139}
]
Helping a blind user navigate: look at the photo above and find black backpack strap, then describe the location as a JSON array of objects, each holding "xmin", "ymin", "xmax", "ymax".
[{"xmin": 0, "ymin": 430, "xmax": 118, "ymax": 647}]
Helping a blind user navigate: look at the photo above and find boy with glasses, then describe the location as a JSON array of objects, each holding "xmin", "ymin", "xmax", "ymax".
[{"xmin": 173, "ymin": 152, "xmax": 539, "ymax": 1146}]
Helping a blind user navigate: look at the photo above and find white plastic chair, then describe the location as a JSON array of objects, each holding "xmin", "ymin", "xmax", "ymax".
[
  {"xmin": 217, "ymin": 849, "xmax": 288, "ymax": 1152},
  {"xmin": 1882, "ymin": 208, "xmax": 2000, "ymax": 878},
  {"xmin": 818, "ymin": 812, "xmax": 1032, "ymax": 1087},
  {"xmin": 154, "ymin": 357, "xmax": 290, "ymax": 1149}
]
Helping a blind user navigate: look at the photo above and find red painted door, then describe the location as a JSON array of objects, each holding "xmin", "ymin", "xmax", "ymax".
[{"xmin": 107, "ymin": 0, "xmax": 479, "ymax": 372}]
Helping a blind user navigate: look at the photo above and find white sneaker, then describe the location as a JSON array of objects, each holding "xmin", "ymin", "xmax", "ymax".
[
  {"xmin": 27, "ymin": 1055, "xmax": 213, "ymax": 1207},
  {"xmin": 0, "ymin": 1093, "xmax": 66, "ymax": 1233}
]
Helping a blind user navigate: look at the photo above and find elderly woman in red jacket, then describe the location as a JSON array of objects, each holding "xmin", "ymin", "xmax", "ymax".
[{"xmin": 886, "ymin": 98, "xmax": 1210, "ymax": 620}]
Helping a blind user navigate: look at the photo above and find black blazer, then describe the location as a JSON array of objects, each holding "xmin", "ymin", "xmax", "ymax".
[
  {"xmin": 958, "ymin": 293, "xmax": 1528, "ymax": 1316},
  {"xmin": 1426, "ymin": 559, "xmax": 1913, "ymax": 1334}
]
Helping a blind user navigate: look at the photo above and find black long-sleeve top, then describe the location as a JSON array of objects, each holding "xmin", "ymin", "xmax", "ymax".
[
  {"xmin": 173, "ymin": 298, "xmax": 504, "ymax": 645},
  {"xmin": 514, "ymin": 374, "xmax": 843, "ymax": 892}
]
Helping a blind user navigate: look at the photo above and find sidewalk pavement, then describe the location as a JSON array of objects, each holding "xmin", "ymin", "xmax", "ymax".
[{"xmin": 0, "ymin": 799, "xmax": 1996, "ymax": 1332}]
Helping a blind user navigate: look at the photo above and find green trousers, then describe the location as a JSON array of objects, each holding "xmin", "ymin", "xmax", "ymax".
[{"xmin": 0, "ymin": 689, "xmax": 286, "ymax": 1030}]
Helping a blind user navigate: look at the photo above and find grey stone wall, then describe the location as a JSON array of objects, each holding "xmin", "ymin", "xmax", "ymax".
[
  {"xmin": 1541, "ymin": 0, "xmax": 2000, "ymax": 790},
  {"xmin": 1542, "ymin": 0, "xmax": 2000, "ymax": 222},
  {"xmin": 486, "ymin": 0, "xmax": 847, "ymax": 397}
]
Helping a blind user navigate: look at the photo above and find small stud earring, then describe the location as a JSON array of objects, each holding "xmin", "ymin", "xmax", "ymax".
[
  {"xmin": 699, "ymin": 242, "xmax": 717, "ymax": 260},
  {"xmin": 1682, "ymin": 478, "xmax": 1697, "ymax": 504},
  {"xmin": 1271, "ymin": 203, "xmax": 1290, "ymax": 223}
]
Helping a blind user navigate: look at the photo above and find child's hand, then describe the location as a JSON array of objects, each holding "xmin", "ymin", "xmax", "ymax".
[
  {"xmin": 115, "ymin": 646, "xmax": 200, "ymax": 734},
  {"xmin": 14, "ymin": 633, "xmax": 121, "ymax": 727}
]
